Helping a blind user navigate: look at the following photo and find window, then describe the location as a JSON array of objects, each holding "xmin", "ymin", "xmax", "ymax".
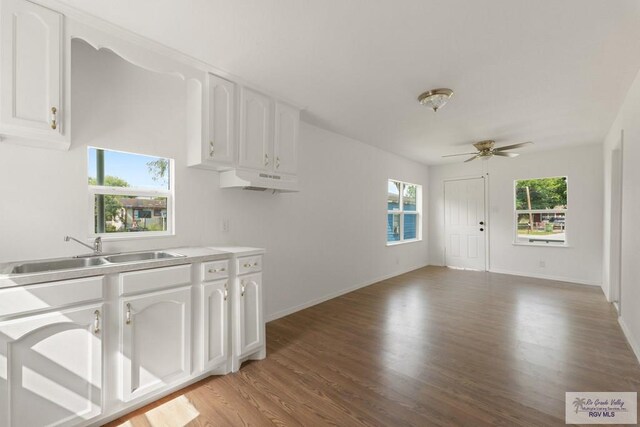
[
  {"xmin": 387, "ymin": 179, "xmax": 422, "ymax": 244},
  {"xmin": 514, "ymin": 177, "xmax": 567, "ymax": 245},
  {"xmin": 88, "ymin": 147, "xmax": 174, "ymax": 238}
]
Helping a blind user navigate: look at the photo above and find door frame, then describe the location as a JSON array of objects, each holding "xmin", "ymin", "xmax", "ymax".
[
  {"xmin": 443, "ymin": 174, "xmax": 490, "ymax": 271},
  {"xmin": 608, "ymin": 131, "xmax": 624, "ymax": 314}
]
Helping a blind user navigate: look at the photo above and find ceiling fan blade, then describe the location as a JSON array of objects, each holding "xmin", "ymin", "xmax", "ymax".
[
  {"xmin": 464, "ymin": 155, "xmax": 480, "ymax": 163},
  {"xmin": 493, "ymin": 151, "xmax": 519, "ymax": 158},
  {"xmin": 494, "ymin": 141, "xmax": 532, "ymax": 151},
  {"xmin": 442, "ymin": 152, "xmax": 479, "ymax": 158}
]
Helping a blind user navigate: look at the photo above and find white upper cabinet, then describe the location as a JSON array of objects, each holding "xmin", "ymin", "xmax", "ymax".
[
  {"xmin": 0, "ymin": 304, "xmax": 103, "ymax": 427},
  {"xmin": 207, "ymin": 74, "xmax": 235, "ymax": 165},
  {"xmin": 239, "ymin": 87, "xmax": 272, "ymax": 171},
  {"xmin": 238, "ymin": 88, "xmax": 300, "ymax": 176},
  {"xmin": 0, "ymin": 0, "xmax": 68, "ymax": 149},
  {"xmin": 189, "ymin": 73, "xmax": 235, "ymax": 169},
  {"xmin": 274, "ymin": 101, "xmax": 299, "ymax": 175}
]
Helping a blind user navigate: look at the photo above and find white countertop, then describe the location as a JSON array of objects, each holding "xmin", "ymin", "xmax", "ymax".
[
  {"xmin": 207, "ymin": 246, "xmax": 266, "ymax": 257},
  {"xmin": 0, "ymin": 246, "xmax": 265, "ymax": 289}
]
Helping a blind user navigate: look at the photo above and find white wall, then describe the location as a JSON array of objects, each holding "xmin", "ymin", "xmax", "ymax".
[
  {"xmin": 428, "ymin": 145, "xmax": 603, "ymax": 285},
  {"xmin": 602, "ymin": 66, "xmax": 640, "ymax": 360},
  {"xmin": 0, "ymin": 40, "xmax": 429, "ymax": 320}
]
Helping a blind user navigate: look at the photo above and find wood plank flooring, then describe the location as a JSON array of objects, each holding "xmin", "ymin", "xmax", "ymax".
[{"xmin": 105, "ymin": 266, "xmax": 640, "ymax": 426}]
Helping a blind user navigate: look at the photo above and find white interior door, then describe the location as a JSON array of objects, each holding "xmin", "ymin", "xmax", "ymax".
[
  {"xmin": 444, "ymin": 177, "xmax": 486, "ymax": 270},
  {"xmin": 609, "ymin": 145, "xmax": 623, "ymax": 313}
]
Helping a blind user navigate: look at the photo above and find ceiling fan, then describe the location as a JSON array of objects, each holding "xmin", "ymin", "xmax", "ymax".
[{"xmin": 443, "ymin": 140, "xmax": 532, "ymax": 162}]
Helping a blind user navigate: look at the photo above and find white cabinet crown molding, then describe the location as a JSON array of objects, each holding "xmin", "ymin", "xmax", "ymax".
[{"xmin": 31, "ymin": 0, "xmax": 305, "ymax": 110}]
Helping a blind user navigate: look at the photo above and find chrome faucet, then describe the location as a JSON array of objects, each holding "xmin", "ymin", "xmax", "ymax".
[{"xmin": 64, "ymin": 236, "xmax": 103, "ymax": 256}]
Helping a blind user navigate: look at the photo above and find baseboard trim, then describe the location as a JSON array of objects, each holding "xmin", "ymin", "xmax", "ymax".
[
  {"xmin": 619, "ymin": 317, "xmax": 640, "ymax": 365},
  {"xmin": 488, "ymin": 268, "xmax": 601, "ymax": 287},
  {"xmin": 266, "ymin": 263, "xmax": 429, "ymax": 322}
]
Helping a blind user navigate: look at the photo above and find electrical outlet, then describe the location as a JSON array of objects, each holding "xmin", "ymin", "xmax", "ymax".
[
  {"xmin": 539, "ymin": 260, "xmax": 546, "ymax": 268},
  {"xmin": 221, "ymin": 219, "xmax": 230, "ymax": 233}
]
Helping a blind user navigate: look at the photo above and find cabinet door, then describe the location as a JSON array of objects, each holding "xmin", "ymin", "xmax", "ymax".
[
  {"xmin": 0, "ymin": 304, "xmax": 103, "ymax": 427},
  {"xmin": 0, "ymin": 0, "xmax": 63, "ymax": 140},
  {"xmin": 207, "ymin": 74, "xmax": 235, "ymax": 165},
  {"xmin": 237, "ymin": 273, "xmax": 264, "ymax": 356},
  {"xmin": 120, "ymin": 287, "xmax": 191, "ymax": 402},
  {"xmin": 274, "ymin": 102, "xmax": 299, "ymax": 175},
  {"xmin": 201, "ymin": 280, "xmax": 228, "ymax": 371},
  {"xmin": 239, "ymin": 87, "xmax": 271, "ymax": 171}
]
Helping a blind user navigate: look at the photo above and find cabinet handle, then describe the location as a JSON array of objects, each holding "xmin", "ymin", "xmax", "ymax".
[
  {"xmin": 50, "ymin": 107, "xmax": 58, "ymax": 130},
  {"xmin": 276, "ymin": 156, "xmax": 280, "ymax": 169},
  {"xmin": 93, "ymin": 310, "xmax": 101, "ymax": 334},
  {"xmin": 224, "ymin": 282, "xmax": 228, "ymax": 301},
  {"xmin": 264, "ymin": 153, "xmax": 269, "ymax": 166},
  {"xmin": 209, "ymin": 141, "xmax": 215, "ymax": 157},
  {"xmin": 125, "ymin": 303, "xmax": 132, "ymax": 325},
  {"xmin": 208, "ymin": 267, "xmax": 226, "ymax": 273},
  {"xmin": 253, "ymin": 262, "xmax": 259, "ymax": 267},
  {"xmin": 243, "ymin": 263, "xmax": 252, "ymax": 268},
  {"xmin": 241, "ymin": 280, "xmax": 246, "ymax": 297}
]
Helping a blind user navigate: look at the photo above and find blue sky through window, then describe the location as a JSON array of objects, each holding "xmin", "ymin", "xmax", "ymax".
[{"xmin": 88, "ymin": 148, "xmax": 170, "ymax": 190}]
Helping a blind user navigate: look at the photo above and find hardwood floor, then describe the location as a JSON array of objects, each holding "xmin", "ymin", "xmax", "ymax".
[{"xmin": 105, "ymin": 266, "xmax": 640, "ymax": 426}]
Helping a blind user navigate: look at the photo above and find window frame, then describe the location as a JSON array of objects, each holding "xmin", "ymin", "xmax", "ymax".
[
  {"xmin": 87, "ymin": 147, "xmax": 175, "ymax": 240},
  {"xmin": 387, "ymin": 179, "xmax": 422, "ymax": 246},
  {"xmin": 513, "ymin": 176, "xmax": 568, "ymax": 247}
]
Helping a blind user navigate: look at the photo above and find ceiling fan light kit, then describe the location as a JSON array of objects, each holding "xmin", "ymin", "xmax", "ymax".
[
  {"xmin": 443, "ymin": 140, "xmax": 533, "ymax": 163},
  {"xmin": 418, "ymin": 88, "xmax": 454, "ymax": 112}
]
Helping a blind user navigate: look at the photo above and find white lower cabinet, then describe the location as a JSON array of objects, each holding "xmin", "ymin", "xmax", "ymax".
[
  {"xmin": 0, "ymin": 250, "xmax": 265, "ymax": 426},
  {"xmin": 120, "ymin": 286, "xmax": 191, "ymax": 402},
  {"xmin": 236, "ymin": 272, "xmax": 264, "ymax": 357},
  {"xmin": 201, "ymin": 280, "xmax": 229, "ymax": 371},
  {"xmin": 0, "ymin": 304, "xmax": 103, "ymax": 427}
]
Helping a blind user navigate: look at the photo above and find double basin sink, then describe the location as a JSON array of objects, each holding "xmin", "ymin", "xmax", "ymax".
[{"xmin": 9, "ymin": 251, "xmax": 185, "ymax": 275}]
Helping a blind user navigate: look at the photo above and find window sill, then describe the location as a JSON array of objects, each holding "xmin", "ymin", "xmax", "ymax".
[
  {"xmin": 512, "ymin": 242, "xmax": 571, "ymax": 248},
  {"xmin": 386, "ymin": 239, "xmax": 422, "ymax": 247},
  {"xmin": 89, "ymin": 232, "xmax": 175, "ymax": 242}
]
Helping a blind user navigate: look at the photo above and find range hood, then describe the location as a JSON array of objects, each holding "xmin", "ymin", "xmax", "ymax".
[{"xmin": 219, "ymin": 169, "xmax": 299, "ymax": 193}]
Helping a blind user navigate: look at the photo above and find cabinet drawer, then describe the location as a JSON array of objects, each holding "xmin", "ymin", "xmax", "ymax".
[
  {"xmin": 0, "ymin": 276, "xmax": 103, "ymax": 318},
  {"xmin": 119, "ymin": 264, "xmax": 191, "ymax": 296},
  {"xmin": 202, "ymin": 260, "xmax": 229, "ymax": 281},
  {"xmin": 237, "ymin": 255, "xmax": 262, "ymax": 275}
]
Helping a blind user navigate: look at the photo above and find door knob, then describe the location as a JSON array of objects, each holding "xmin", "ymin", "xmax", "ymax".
[
  {"xmin": 479, "ymin": 221, "xmax": 484, "ymax": 225},
  {"xmin": 50, "ymin": 107, "xmax": 58, "ymax": 129},
  {"xmin": 480, "ymin": 228, "xmax": 484, "ymax": 232}
]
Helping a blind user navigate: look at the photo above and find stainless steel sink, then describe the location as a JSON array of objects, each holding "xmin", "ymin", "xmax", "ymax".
[
  {"xmin": 104, "ymin": 251, "xmax": 185, "ymax": 263},
  {"xmin": 4, "ymin": 250, "xmax": 187, "ymax": 275},
  {"xmin": 10, "ymin": 257, "xmax": 109, "ymax": 274}
]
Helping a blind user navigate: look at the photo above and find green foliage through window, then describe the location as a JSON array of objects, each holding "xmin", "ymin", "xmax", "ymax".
[
  {"xmin": 515, "ymin": 177, "xmax": 567, "ymax": 210},
  {"xmin": 89, "ymin": 176, "xmax": 129, "ymax": 222}
]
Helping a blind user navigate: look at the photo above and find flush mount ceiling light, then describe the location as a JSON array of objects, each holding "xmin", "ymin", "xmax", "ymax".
[{"xmin": 417, "ymin": 88, "xmax": 454, "ymax": 112}]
